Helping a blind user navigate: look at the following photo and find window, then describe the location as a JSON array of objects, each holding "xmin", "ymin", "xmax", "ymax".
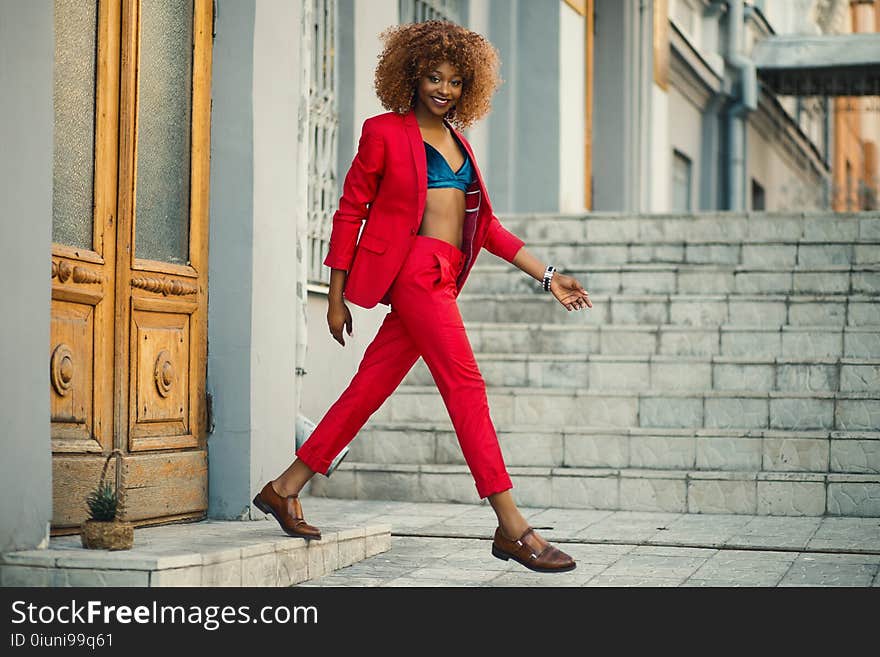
[
  {"xmin": 672, "ymin": 149, "xmax": 692, "ymax": 212},
  {"xmin": 399, "ymin": 0, "xmax": 465, "ymax": 24},
  {"xmin": 672, "ymin": 0, "xmax": 696, "ymax": 38},
  {"xmin": 308, "ymin": 0, "xmax": 339, "ymax": 285},
  {"xmin": 751, "ymin": 178, "xmax": 766, "ymax": 211},
  {"xmin": 845, "ymin": 160, "xmax": 853, "ymax": 211}
]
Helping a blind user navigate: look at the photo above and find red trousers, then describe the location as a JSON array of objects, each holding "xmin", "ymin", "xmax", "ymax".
[{"xmin": 297, "ymin": 235, "xmax": 513, "ymax": 498}]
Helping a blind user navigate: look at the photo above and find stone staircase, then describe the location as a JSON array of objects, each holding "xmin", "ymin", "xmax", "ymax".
[{"xmin": 309, "ymin": 212, "xmax": 880, "ymax": 516}]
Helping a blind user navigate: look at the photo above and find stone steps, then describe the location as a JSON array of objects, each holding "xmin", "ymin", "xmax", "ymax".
[
  {"xmin": 308, "ymin": 461, "xmax": 880, "ymax": 517},
  {"xmin": 347, "ymin": 422, "xmax": 880, "ymax": 474},
  {"xmin": 316, "ymin": 212, "xmax": 880, "ymax": 517},
  {"xmin": 374, "ymin": 385, "xmax": 879, "ymax": 431},
  {"xmin": 457, "ymin": 292, "xmax": 880, "ymax": 326},
  {"xmin": 466, "ymin": 263, "xmax": 880, "ymax": 296},
  {"xmin": 0, "ymin": 520, "xmax": 391, "ymax": 587},
  {"xmin": 402, "ymin": 352, "xmax": 880, "ymax": 393},
  {"xmin": 465, "ymin": 322, "xmax": 880, "ymax": 358}
]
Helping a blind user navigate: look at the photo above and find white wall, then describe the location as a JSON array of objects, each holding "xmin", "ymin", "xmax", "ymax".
[
  {"xmin": 559, "ymin": 0, "xmax": 585, "ymax": 212},
  {"xmin": 650, "ymin": 83, "xmax": 671, "ymax": 211},
  {"xmin": 353, "ymin": 0, "xmax": 399, "ymax": 144},
  {"xmin": 465, "ymin": 0, "xmax": 491, "ymax": 169},
  {"xmin": 668, "ymin": 85, "xmax": 703, "ymax": 210},
  {"xmin": 250, "ymin": 0, "xmax": 305, "ymax": 492},
  {"xmin": 747, "ymin": 121, "xmax": 824, "ymax": 210}
]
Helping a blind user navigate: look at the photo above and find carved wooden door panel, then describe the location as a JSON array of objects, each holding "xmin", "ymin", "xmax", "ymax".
[{"xmin": 51, "ymin": 0, "xmax": 213, "ymax": 532}]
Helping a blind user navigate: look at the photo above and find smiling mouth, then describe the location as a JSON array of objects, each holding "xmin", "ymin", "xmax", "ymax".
[{"xmin": 431, "ymin": 96, "xmax": 450, "ymax": 106}]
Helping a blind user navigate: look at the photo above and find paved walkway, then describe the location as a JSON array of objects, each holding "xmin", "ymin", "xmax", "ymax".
[{"xmin": 295, "ymin": 498, "xmax": 880, "ymax": 587}]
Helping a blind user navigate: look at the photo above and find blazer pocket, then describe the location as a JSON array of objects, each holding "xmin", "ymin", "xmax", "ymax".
[{"xmin": 357, "ymin": 231, "xmax": 388, "ymax": 254}]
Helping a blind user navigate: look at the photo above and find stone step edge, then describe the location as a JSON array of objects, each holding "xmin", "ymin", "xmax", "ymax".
[
  {"xmin": 327, "ymin": 462, "xmax": 880, "ymax": 484},
  {"xmin": 395, "ymin": 385, "xmax": 879, "ymax": 399},
  {"xmin": 458, "ymin": 292, "xmax": 880, "ymax": 302},
  {"xmin": 0, "ymin": 521, "xmax": 391, "ymax": 587},
  {"xmin": 479, "ymin": 237, "xmax": 880, "ymax": 245},
  {"xmin": 465, "ymin": 321, "xmax": 880, "ymax": 332},
  {"xmin": 360, "ymin": 421, "xmax": 880, "ymax": 440},
  {"xmin": 449, "ymin": 353, "xmax": 880, "ymax": 366},
  {"xmin": 496, "ymin": 210, "xmax": 880, "ymax": 220},
  {"xmin": 473, "ymin": 263, "xmax": 880, "ymax": 273}
]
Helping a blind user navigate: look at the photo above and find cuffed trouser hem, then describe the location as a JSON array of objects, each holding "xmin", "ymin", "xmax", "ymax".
[
  {"xmin": 476, "ymin": 476, "xmax": 514, "ymax": 500},
  {"xmin": 294, "ymin": 446, "xmax": 330, "ymax": 477}
]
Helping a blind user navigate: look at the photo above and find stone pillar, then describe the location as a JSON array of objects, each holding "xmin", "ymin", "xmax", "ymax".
[
  {"xmin": 486, "ymin": 0, "xmax": 561, "ymax": 214},
  {"xmin": 0, "ymin": 0, "xmax": 54, "ymax": 552},
  {"xmin": 207, "ymin": 0, "xmax": 306, "ymax": 519},
  {"xmin": 592, "ymin": 0, "xmax": 653, "ymax": 212}
]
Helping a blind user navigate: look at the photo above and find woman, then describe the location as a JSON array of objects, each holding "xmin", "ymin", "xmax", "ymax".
[{"xmin": 253, "ymin": 20, "xmax": 592, "ymax": 574}]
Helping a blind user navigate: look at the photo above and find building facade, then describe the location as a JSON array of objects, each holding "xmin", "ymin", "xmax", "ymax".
[{"xmin": 3, "ymin": 0, "xmax": 878, "ymax": 553}]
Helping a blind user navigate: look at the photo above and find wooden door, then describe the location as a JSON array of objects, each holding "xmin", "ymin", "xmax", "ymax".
[{"xmin": 50, "ymin": 0, "xmax": 213, "ymax": 532}]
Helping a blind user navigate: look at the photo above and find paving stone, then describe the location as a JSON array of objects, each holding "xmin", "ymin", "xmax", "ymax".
[
  {"xmin": 849, "ymin": 300, "xmax": 880, "ymax": 325},
  {"xmin": 770, "ymin": 397, "xmax": 834, "ymax": 430},
  {"xmin": 756, "ymin": 480, "xmax": 826, "ymax": 516},
  {"xmin": 778, "ymin": 561, "xmax": 877, "ymax": 587},
  {"xmin": 679, "ymin": 270, "xmax": 734, "ymax": 294},
  {"xmin": 670, "ymin": 298, "xmax": 728, "ymax": 326},
  {"xmin": 797, "ymin": 243, "xmax": 853, "ymax": 267},
  {"xmin": 777, "ymin": 363, "xmax": 839, "ymax": 392},
  {"xmin": 629, "ymin": 434, "xmax": 695, "ymax": 469},
  {"xmin": 714, "ymin": 362, "xmax": 775, "ymax": 391},
  {"xmin": 589, "ymin": 359, "xmax": 650, "ymax": 391},
  {"xmin": 781, "ymin": 330, "xmax": 843, "ymax": 359},
  {"xmin": 499, "ymin": 432, "xmax": 564, "ymax": 467},
  {"xmin": 563, "ymin": 433, "xmax": 629, "ymax": 468},
  {"xmin": 618, "ymin": 475, "xmax": 687, "ymax": 513},
  {"xmin": 660, "ymin": 328, "xmax": 718, "ymax": 357},
  {"xmin": 706, "ymin": 397, "xmax": 768, "ymax": 429},
  {"xmin": 696, "ymin": 436, "xmax": 763, "ymax": 471},
  {"xmin": 840, "ymin": 363, "xmax": 880, "ymax": 392},
  {"xmin": 585, "ymin": 574, "xmax": 684, "ymax": 587},
  {"xmin": 551, "ymin": 473, "xmax": 618, "ymax": 509},
  {"xmin": 723, "ymin": 330, "xmax": 782, "ymax": 358},
  {"xmin": 827, "ymin": 481, "xmax": 880, "ymax": 516},
  {"xmin": 600, "ymin": 553, "xmax": 706, "ymax": 579},
  {"xmin": 835, "ymin": 399, "xmax": 880, "ymax": 431},
  {"xmin": 728, "ymin": 298, "xmax": 786, "ymax": 325},
  {"xmin": 762, "ymin": 437, "xmax": 829, "ymax": 472},
  {"xmin": 688, "ymin": 478, "xmax": 757, "ymax": 514},
  {"xmin": 843, "ymin": 327, "xmax": 880, "ymax": 358},
  {"xmin": 688, "ymin": 244, "xmax": 741, "ymax": 265},
  {"xmin": 788, "ymin": 300, "xmax": 847, "ymax": 325},
  {"xmin": 830, "ymin": 439, "xmax": 880, "ymax": 474},
  {"xmin": 640, "ymin": 396, "xmax": 703, "ymax": 428},
  {"xmin": 653, "ymin": 360, "xmax": 712, "ymax": 390}
]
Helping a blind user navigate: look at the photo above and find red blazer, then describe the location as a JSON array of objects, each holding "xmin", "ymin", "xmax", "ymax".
[{"xmin": 323, "ymin": 108, "xmax": 525, "ymax": 309}]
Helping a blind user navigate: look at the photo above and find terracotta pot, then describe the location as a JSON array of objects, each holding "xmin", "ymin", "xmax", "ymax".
[{"xmin": 80, "ymin": 519, "xmax": 134, "ymax": 551}]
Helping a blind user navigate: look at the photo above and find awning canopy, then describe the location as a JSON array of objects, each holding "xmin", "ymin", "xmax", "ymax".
[{"xmin": 753, "ymin": 33, "xmax": 880, "ymax": 96}]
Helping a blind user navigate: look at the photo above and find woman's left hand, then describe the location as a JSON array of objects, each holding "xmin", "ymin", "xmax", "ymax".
[{"xmin": 550, "ymin": 272, "xmax": 592, "ymax": 311}]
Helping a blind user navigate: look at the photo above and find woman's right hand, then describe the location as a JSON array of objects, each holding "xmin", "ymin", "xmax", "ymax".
[{"xmin": 327, "ymin": 298, "xmax": 353, "ymax": 346}]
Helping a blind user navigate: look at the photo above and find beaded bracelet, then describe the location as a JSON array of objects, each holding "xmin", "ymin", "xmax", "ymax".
[{"xmin": 542, "ymin": 265, "xmax": 556, "ymax": 292}]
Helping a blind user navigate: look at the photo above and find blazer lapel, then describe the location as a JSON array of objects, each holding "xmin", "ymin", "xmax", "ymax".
[{"xmin": 404, "ymin": 109, "xmax": 427, "ymax": 224}]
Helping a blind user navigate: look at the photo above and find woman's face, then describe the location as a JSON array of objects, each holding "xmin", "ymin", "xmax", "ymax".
[{"xmin": 414, "ymin": 61, "xmax": 463, "ymax": 118}]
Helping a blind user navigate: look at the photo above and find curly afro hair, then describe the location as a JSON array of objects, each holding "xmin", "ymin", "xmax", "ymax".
[{"xmin": 374, "ymin": 20, "xmax": 502, "ymax": 130}]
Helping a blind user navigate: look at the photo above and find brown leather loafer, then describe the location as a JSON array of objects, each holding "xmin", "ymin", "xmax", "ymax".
[
  {"xmin": 491, "ymin": 526, "xmax": 576, "ymax": 573},
  {"xmin": 253, "ymin": 481, "xmax": 322, "ymax": 540}
]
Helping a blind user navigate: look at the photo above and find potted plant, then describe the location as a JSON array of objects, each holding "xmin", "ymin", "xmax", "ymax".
[{"xmin": 80, "ymin": 450, "xmax": 133, "ymax": 550}]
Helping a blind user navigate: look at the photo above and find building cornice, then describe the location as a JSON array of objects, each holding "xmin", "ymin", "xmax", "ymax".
[
  {"xmin": 669, "ymin": 20, "xmax": 723, "ymax": 108},
  {"xmin": 750, "ymin": 84, "xmax": 830, "ymax": 180}
]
